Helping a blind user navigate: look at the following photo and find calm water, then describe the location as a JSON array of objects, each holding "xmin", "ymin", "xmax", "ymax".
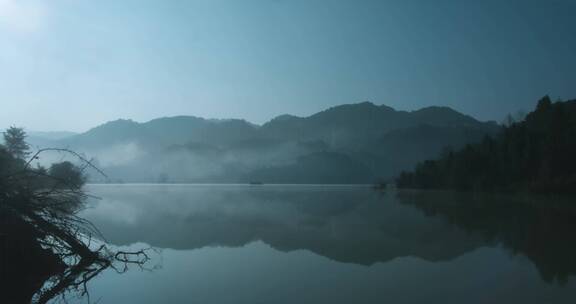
[{"xmin": 62, "ymin": 185, "xmax": 576, "ymax": 303}]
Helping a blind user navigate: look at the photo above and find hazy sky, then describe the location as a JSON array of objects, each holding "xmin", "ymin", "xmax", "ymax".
[{"xmin": 1, "ymin": 0, "xmax": 575, "ymax": 132}]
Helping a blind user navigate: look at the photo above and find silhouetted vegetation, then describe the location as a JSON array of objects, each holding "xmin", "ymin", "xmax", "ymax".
[
  {"xmin": 48, "ymin": 161, "xmax": 87, "ymax": 188},
  {"xmin": 4, "ymin": 126, "xmax": 31, "ymax": 160},
  {"xmin": 0, "ymin": 128, "xmax": 149, "ymax": 303},
  {"xmin": 396, "ymin": 97, "xmax": 576, "ymax": 193}
]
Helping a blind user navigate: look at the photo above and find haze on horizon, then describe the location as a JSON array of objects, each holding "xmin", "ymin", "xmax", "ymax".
[{"xmin": 1, "ymin": 0, "xmax": 575, "ymax": 132}]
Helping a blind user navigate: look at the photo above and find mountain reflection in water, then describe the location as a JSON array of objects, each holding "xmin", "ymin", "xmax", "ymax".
[
  {"xmin": 82, "ymin": 186, "xmax": 479, "ymax": 264},
  {"xmin": 68, "ymin": 185, "xmax": 576, "ymax": 303},
  {"xmin": 81, "ymin": 185, "xmax": 576, "ymax": 285},
  {"xmin": 398, "ymin": 190, "xmax": 576, "ymax": 285}
]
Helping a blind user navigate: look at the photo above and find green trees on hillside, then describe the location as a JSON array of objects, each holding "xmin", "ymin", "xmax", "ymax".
[{"xmin": 396, "ymin": 96, "xmax": 576, "ymax": 193}]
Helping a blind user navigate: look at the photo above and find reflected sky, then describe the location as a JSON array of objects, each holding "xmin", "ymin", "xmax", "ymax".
[
  {"xmin": 82, "ymin": 185, "xmax": 482, "ymax": 264},
  {"xmin": 66, "ymin": 185, "xmax": 576, "ymax": 303}
]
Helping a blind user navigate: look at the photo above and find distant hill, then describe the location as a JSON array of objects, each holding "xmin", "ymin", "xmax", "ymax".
[
  {"xmin": 58, "ymin": 117, "xmax": 258, "ymax": 149},
  {"xmin": 26, "ymin": 131, "xmax": 77, "ymax": 149},
  {"xmin": 35, "ymin": 102, "xmax": 499, "ymax": 183},
  {"xmin": 260, "ymin": 102, "xmax": 495, "ymax": 148},
  {"xmin": 396, "ymin": 97, "xmax": 576, "ymax": 193}
]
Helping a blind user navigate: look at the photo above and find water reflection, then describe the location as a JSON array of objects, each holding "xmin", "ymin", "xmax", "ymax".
[
  {"xmin": 60, "ymin": 185, "xmax": 576, "ymax": 303},
  {"xmin": 83, "ymin": 185, "xmax": 576, "ymax": 284},
  {"xmin": 397, "ymin": 190, "xmax": 576, "ymax": 284},
  {"xmin": 83, "ymin": 185, "xmax": 478, "ymax": 265}
]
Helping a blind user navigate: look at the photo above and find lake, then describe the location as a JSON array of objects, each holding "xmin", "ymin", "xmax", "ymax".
[{"xmin": 60, "ymin": 184, "xmax": 576, "ymax": 303}]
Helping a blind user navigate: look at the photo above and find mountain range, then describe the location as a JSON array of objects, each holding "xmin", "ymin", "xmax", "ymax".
[{"xmin": 29, "ymin": 102, "xmax": 500, "ymax": 183}]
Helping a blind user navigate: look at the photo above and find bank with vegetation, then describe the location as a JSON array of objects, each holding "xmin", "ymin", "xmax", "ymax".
[
  {"xmin": 395, "ymin": 97, "xmax": 576, "ymax": 193},
  {"xmin": 1, "ymin": 127, "xmax": 147, "ymax": 303}
]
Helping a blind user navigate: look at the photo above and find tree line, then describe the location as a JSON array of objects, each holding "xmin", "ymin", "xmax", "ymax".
[
  {"xmin": 396, "ymin": 96, "xmax": 576, "ymax": 193},
  {"xmin": 1, "ymin": 127, "xmax": 86, "ymax": 188}
]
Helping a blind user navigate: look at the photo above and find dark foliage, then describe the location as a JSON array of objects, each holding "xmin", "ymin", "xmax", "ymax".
[
  {"xmin": 3, "ymin": 126, "xmax": 30, "ymax": 160},
  {"xmin": 0, "ymin": 129, "xmax": 150, "ymax": 303},
  {"xmin": 48, "ymin": 161, "xmax": 87, "ymax": 188},
  {"xmin": 396, "ymin": 96, "xmax": 576, "ymax": 193}
]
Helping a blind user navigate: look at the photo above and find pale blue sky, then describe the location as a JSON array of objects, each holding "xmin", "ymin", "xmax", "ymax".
[{"xmin": 1, "ymin": 0, "xmax": 575, "ymax": 132}]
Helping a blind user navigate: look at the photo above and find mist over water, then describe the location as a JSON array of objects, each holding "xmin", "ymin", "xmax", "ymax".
[
  {"xmin": 3, "ymin": 1, "xmax": 576, "ymax": 303},
  {"xmin": 70, "ymin": 184, "xmax": 576, "ymax": 304}
]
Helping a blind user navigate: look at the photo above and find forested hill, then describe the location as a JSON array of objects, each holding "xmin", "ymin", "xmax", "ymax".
[
  {"xmin": 33, "ymin": 102, "xmax": 498, "ymax": 184},
  {"xmin": 396, "ymin": 97, "xmax": 576, "ymax": 193}
]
